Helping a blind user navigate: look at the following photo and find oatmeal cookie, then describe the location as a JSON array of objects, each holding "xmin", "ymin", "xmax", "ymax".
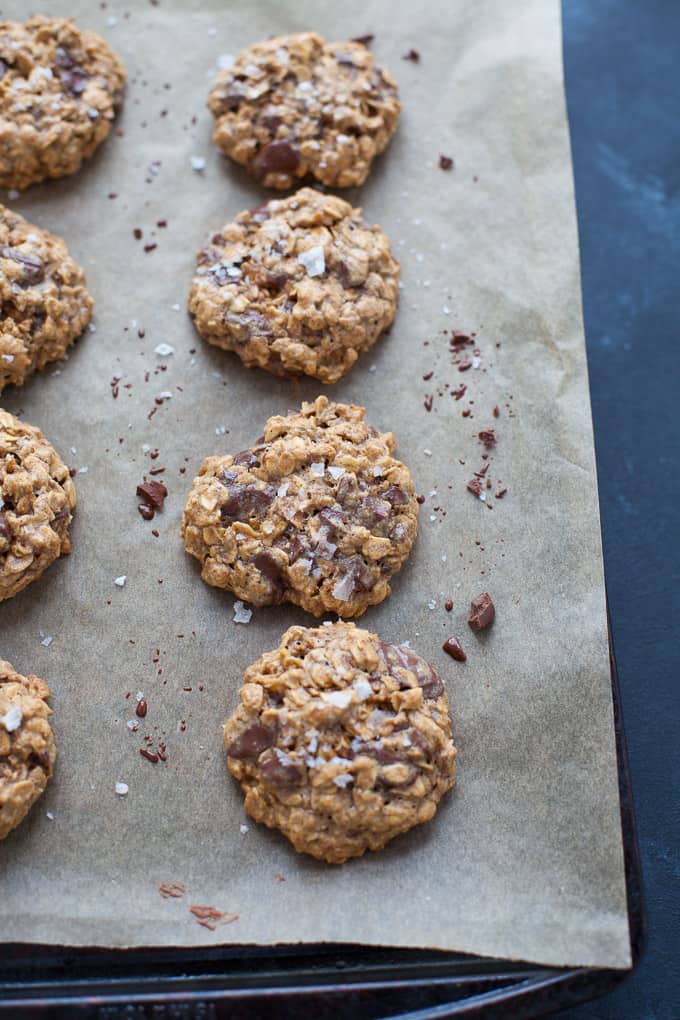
[
  {"xmin": 208, "ymin": 32, "xmax": 400, "ymax": 189},
  {"xmin": 224, "ymin": 622, "xmax": 456, "ymax": 864},
  {"xmin": 0, "ymin": 15, "xmax": 125, "ymax": 190},
  {"xmin": 0, "ymin": 660, "xmax": 56, "ymax": 840},
  {"xmin": 0, "ymin": 410, "xmax": 75, "ymax": 602},
  {"xmin": 182, "ymin": 396, "xmax": 418, "ymax": 618},
  {"xmin": 189, "ymin": 188, "xmax": 399, "ymax": 383},
  {"xmin": 0, "ymin": 204, "xmax": 93, "ymax": 393}
]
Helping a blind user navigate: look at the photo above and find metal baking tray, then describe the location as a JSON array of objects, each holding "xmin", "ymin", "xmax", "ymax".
[{"xmin": 0, "ymin": 609, "xmax": 643, "ymax": 1019}]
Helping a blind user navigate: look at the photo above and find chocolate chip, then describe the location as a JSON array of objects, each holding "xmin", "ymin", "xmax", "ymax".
[
  {"xmin": 1, "ymin": 247, "xmax": 45, "ymax": 286},
  {"xmin": 468, "ymin": 592, "xmax": 495, "ymax": 632},
  {"xmin": 227, "ymin": 723, "xmax": 276, "ymax": 759},
  {"xmin": 252, "ymin": 550, "xmax": 284, "ymax": 587},
  {"xmin": 51, "ymin": 505, "xmax": 71, "ymax": 536},
  {"xmin": 445, "ymin": 599, "xmax": 453, "ymax": 612},
  {"xmin": 136, "ymin": 480, "xmax": 167, "ymax": 509},
  {"xmin": 420, "ymin": 671, "xmax": 445, "ymax": 699},
  {"xmin": 233, "ymin": 449, "xmax": 258, "ymax": 467},
  {"xmin": 249, "ymin": 140, "xmax": 300, "ymax": 181},
  {"xmin": 408, "ymin": 729, "xmax": 432, "ymax": 757},
  {"xmin": 59, "ymin": 66, "xmax": 88, "ymax": 97},
  {"xmin": 383, "ymin": 485, "xmax": 409, "ymax": 507},
  {"xmin": 379, "ymin": 642, "xmax": 444, "ymax": 699},
  {"xmin": 259, "ymin": 750, "xmax": 303, "ymax": 786},
  {"xmin": 402, "ymin": 49, "xmax": 420, "ymax": 61},
  {"xmin": 478, "ymin": 429, "xmax": 497, "ymax": 447},
  {"xmin": 318, "ymin": 506, "xmax": 348, "ymax": 534},
  {"xmin": 227, "ymin": 308, "xmax": 273, "ymax": 340},
  {"xmin": 439, "ymin": 154, "xmax": 454, "ymax": 170},
  {"xmin": 286, "ymin": 535, "xmax": 307, "ymax": 564},
  {"xmin": 442, "ymin": 637, "xmax": 466, "ymax": 662},
  {"xmin": 246, "ymin": 265, "xmax": 288, "ymax": 291},
  {"xmin": 220, "ymin": 485, "xmax": 274, "ymax": 522},
  {"xmin": 136, "ymin": 699, "xmax": 148, "ymax": 718},
  {"xmin": 0, "ymin": 511, "xmax": 10, "ymax": 542},
  {"xmin": 361, "ymin": 496, "xmax": 391, "ymax": 522}
]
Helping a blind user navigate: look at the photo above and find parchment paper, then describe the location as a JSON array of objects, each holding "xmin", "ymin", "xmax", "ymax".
[{"xmin": 0, "ymin": 0, "xmax": 631, "ymax": 969}]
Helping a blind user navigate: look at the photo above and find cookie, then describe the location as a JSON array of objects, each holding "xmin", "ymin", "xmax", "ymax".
[
  {"xmin": 224, "ymin": 622, "xmax": 456, "ymax": 864},
  {"xmin": 189, "ymin": 188, "xmax": 399, "ymax": 383},
  {"xmin": 0, "ymin": 15, "xmax": 125, "ymax": 190},
  {"xmin": 208, "ymin": 32, "xmax": 400, "ymax": 189},
  {"xmin": 0, "ymin": 410, "xmax": 75, "ymax": 602},
  {"xmin": 182, "ymin": 396, "xmax": 418, "ymax": 618},
  {"xmin": 0, "ymin": 660, "xmax": 56, "ymax": 840},
  {"xmin": 0, "ymin": 204, "xmax": 93, "ymax": 393}
]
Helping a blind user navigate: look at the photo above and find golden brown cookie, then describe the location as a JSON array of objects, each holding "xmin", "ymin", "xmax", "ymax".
[
  {"xmin": 208, "ymin": 32, "xmax": 400, "ymax": 189},
  {"xmin": 182, "ymin": 396, "xmax": 418, "ymax": 618},
  {"xmin": 0, "ymin": 204, "xmax": 93, "ymax": 393},
  {"xmin": 0, "ymin": 660, "xmax": 56, "ymax": 840},
  {"xmin": 0, "ymin": 410, "xmax": 75, "ymax": 602},
  {"xmin": 224, "ymin": 622, "xmax": 457, "ymax": 864},
  {"xmin": 189, "ymin": 188, "xmax": 399, "ymax": 383},
  {"xmin": 0, "ymin": 15, "xmax": 125, "ymax": 190}
]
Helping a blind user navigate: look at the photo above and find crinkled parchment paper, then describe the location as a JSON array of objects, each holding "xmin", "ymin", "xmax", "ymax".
[{"xmin": 0, "ymin": 0, "xmax": 631, "ymax": 968}]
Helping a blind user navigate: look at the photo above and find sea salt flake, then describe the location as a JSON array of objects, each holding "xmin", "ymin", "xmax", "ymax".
[
  {"xmin": 78, "ymin": 466, "xmax": 89, "ymax": 474},
  {"xmin": 333, "ymin": 773, "xmax": 353, "ymax": 788},
  {"xmin": 114, "ymin": 575, "xmax": 127, "ymax": 587},
  {"xmin": 328, "ymin": 466, "xmax": 345, "ymax": 480},
  {"xmin": 46, "ymin": 811, "xmax": 54, "ymax": 820},
  {"xmin": 0, "ymin": 704, "xmax": 22, "ymax": 732},
  {"xmin": 39, "ymin": 633, "xmax": 53, "ymax": 648},
  {"xmin": 331, "ymin": 573, "xmax": 354, "ymax": 602},
  {"xmin": 322, "ymin": 689, "xmax": 353, "ymax": 709},
  {"xmin": 126, "ymin": 720, "xmax": 138, "ymax": 731},
  {"xmin": 154, "ymin": 343, "xmax": 175, "ymax": 356},
  {"xmin": 217, "ymin": 53, "xmax": 234, "ymax": 69},
  {"xmin": 310, "ymin": 462, "xmax": 325, "ymax": 477},
  {"xmin": 1, "ymin": 354, "xmax": 14, "ymax": 363},
  {"xmin": 297, "ymin": 245, "xmax": 325, "ymax": 277},
  {"xmin": 353, "ymin": 678, "xmax": 373, "ymax": 702},
  {"xmin": 191, "ymin": 154, "xmax": 206, "ymax": 171},
  {"xmin": 233, "ymin": 600, "xmax": 252, "ymax": 624},
  {"xmin": 239, "ymin": 823, "xmax": 249, "ymax": 834},
  {"xmin": 277, "ymin": 482, "xmax": 289, "ymax": 498},
  {"xmin": 115, "ymin": 782, "xmax": 129, "ymax": 796},
  {"xmin": 171, "ymin": 303, "xmax": 181, "ymax": 311},
  {"xmin": 136, "ymin": 691, "xmax": 144, "ymax": 702}
]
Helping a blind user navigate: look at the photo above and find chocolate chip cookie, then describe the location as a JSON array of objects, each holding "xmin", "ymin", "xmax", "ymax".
[
  {"xmin": 0, "ymin": 660, "xmax": 56, "ymax": 840},
  {"xmin": 224, "ymin": 622, "xmax": 457, "ymax": 864},
  {"xmin": 0, "ymin": 410, "xmax": 75, "ymax": 602},
  {"xmin": 189, "ymin": 188, "xmax": 399, "ymax": 383},
  {"xmin": 182, "ymin": 396, "xmax": 418, "ymax": 618},
  {"xmin": 0, "ymin": 15, "xmax": 125, "ymax": 190},
  {"xmin": 208, "ymin": 32, "xmax": 400, "ymax": 189},
  {"xmin": 0, "ymin": 204, "xmax": 93, "ymax": 393}
]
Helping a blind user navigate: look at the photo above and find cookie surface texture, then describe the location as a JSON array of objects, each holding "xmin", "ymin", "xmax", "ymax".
[
  {"xmin": 208, "ymin": 32, "xmax": 400, "ymax": 189},
  {"xmin": 0, "ymin": 410, "xmax": 75, "ymax": 602},
  {"xmin": 0, "ymin": 204, "xmax": 93, "ymax": 393},
  {"xmin": 0, "ymin": 660, "xmax": 56, "ymax": 840},
  {"xmin": 224, "ymin": 622, "xmax": 457, "ymax": 864},
  {"xmin": 182, "ymin": 396, "xmax": 418, "ymax": 618},
  {"xmin": 0, "ymin": 15, "xmax": 125, "ymax": 190},
  {"xmin": 189, "ymin": 187, "xmax": 399, "ymax": 383}
]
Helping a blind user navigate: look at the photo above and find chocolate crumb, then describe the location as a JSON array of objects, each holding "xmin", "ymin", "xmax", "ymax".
[
  {"xmin": 140, "ymin": 748, "xmax": 159, "ymax": 763},
  {"xmin": 478, "ymin": 429, "xmax": 497, "ymax": 447},
  {"xmin": 468, "ymin": 592, "xmax": 495, "ymax": 632},
  {"xmin": 439, "ymin": 155, "xmax": 454, "ymax": 170},
  {"xmin": 351, "ymin": 34, "xmax": 374, "ymax": 46},
  {"xmin": 442, "ymin": 637, "xmax": 466, "ymax": 662},
  {"xmin": 136, "ymin": 480, "xmax": 168, "ymax": 509},
  {"xmin": 493, "ymin": 405, "xmax": 500, "ymax": 418},
  {"xmin": 445, "ymin": 599, "xmax": 453, "ymax": 612},
  {"xmin": 133, "ymin": 228, "xmax": 142, "ymax": 240},
  {"xmin": 402, "ymin": 48, "xmax": 420, "ymax": 61}
]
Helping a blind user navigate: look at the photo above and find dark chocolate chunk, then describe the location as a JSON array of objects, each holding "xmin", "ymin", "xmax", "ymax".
[
  {"xmin": 136, "ymin": 480, "xmax": 167, "ymax": 509},
  {"xmin": 252, "ymin": 550, "xmax": 284, "ymax": 587},
  {"xmin": 478, "ymin": 429, "xmax": 497, "ymax": 447},
  {"xmin": 468, "ymin": 592, "xmax": 495, "ymax": 632},
  {"xmin": 0, "ymin": 511, "xmax": 10, "ymax": 542},
  {"xmin": 360, "ymin": 496, "xmax": 391, "ymax": 522},
  {"xmin": 59, "ymin": 65, "xmax": 88, "ymax": 97},
  {"xmin": 233, "ymin": 449, "xmax": 258, "ymax": 467},
  {"xmin": 226, "ymin": 308, "xmax": 273, "ymax": 340},
  {"xmin": 442, "ymin": 637, "xmax": 466, "ymax": 662},
  {"xmin": 383, "ymin": 484, "xmax": 409, "ymax": 506},
  {"xmin": 227, "ymin": 723, "xmax": 276, "ymax": 759},
  {"xmin": 1, "ymin": 247, "xmax": 45, "ymax": 286},
  {"xmin": 379, "ymin": 641, "xmax": 444, "ymax": 700},
  {"xmin": 138, "ymin": 503, "xmax": 154, "ymax": 520},
  {"xmin": 259, "ymin": 750, "xmax": 303, "ymax": 786},
  {"xmin": 439, "ymin": 154, "xmax": 454, "ymax": 170},
  {"xmin": 220, "ymin": 484, "xmax": 274, "ymax": 522},
  {"xmin": 249, "ymin": 140, "xmax": 300, "ymax": 181}
]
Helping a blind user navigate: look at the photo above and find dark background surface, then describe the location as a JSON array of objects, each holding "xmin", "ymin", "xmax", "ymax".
[{"xmin": 554, "ymin": 1, "xmax": 679, "ymax": 1018}]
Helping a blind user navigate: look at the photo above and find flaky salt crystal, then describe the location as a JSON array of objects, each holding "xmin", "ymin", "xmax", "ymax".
[
  {"xmin": 327, "ymin": 466, "xmax": 345, "ymax": 480},
  {"xmin": 333, "ymin": 773, "xmax": 353, "ymax": 788},
  {"xmin": 115, "ymin": 782, "xmax": 129, "ymax": 796},
  {"xmin": 331, "ymin": 573, "xmax": 354, "ymax": 602},
  {"xmin": 310, "ymin": 462, "xmax": 325, "ymax": 477},
  {"xmin": 322, "ymin": 689, "xmax": 353, "ymax": 709},
  {"xmin": 297, "ymin": 245, "xmax": 325, "ymax": 277},
  {"xmin": 233, "ymin": 600, "xmax": 252, "ymax": 624},
  {"xmin": 154, "ymin": 343, "xmax": 175, "ymax": 356},
  {"xmin": 0, "ymin": 704, "xmax": 22, "ymax": 732}
]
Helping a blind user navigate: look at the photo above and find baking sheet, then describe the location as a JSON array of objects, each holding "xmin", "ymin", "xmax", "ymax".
[{"xmin": 0, "ymin": 0, "xmax": 631, "ymax": 969}]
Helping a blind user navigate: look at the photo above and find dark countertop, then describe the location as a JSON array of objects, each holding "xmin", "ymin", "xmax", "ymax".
[{"xmin": 556, "ymin": 1, "xmax": 680, "ymax": 1017}]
